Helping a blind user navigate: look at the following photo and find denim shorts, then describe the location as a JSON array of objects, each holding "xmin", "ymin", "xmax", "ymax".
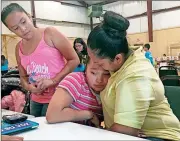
[{"xmin": 30, "ymin": 100, "xmax": 49, "ymax": 117}]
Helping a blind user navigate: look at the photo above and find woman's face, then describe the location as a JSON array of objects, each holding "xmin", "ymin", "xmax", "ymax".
[
  {"xmin": 5, "ymin": 11, "xmax": 35, "ymax": 40},
  {"xmin": 75, "ymin": 43, "xmax": 83, "ymax": 53},
  {"xmin": 86, "ymin": 59, "xmax": 110, "ymax": 93},
  {"xmin": 87, "ymin": 48, "xmax": 123, "ymax": 72}
]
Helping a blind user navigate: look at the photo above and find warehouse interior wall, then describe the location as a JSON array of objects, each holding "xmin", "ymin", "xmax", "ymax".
[
  {"xmin": 127, "ymin": 27, "xmax": 180, "ymax": 58},
  {"xmin": 1, "ymin": 35, "xmax": 87, "ymax": 67},
  {"xmin": 2, "ymin": 1, "xmax": 180, "ymax": 67}
]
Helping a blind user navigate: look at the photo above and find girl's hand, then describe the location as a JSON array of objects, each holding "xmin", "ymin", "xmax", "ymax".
[
  {"xmin": 36, "ymin": 78, "xmax": 54, "ymax": 91},
  {"xmin": 28, "ymin": 84, "xmax": 43, "ymax": 94}
]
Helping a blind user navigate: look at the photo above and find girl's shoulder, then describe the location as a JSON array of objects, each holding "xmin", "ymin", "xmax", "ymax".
[
  {"xmin": 43, "ymin": 27, "xmax": 60, "ymax": 46},
  {"xmin": 44, "ymin": 27, "xmax": 58, "ymax": 36},
  {"xmin": 63, "ymin": 72, "xmax": 88, "ymax": 88},
  {"xmin": 67, "ymin": 72, "xmax": 86, "ymax": 82}
]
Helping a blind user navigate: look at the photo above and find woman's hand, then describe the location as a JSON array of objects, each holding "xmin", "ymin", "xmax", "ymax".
[
  {"xmin": 91, "ymin": 114, "xmax": 100, "ymax": 127},
  {"xmin": 2, "ymin": 135, "xmax": 24, "ymax": 141},
  {"xmin": 36, "ymin": 78, "xmax": 54, "ymax": 91},
  {"xmin": 137, "ymin": 130, "xmax": 146, "ymax": 138},
  {"xmin": 87, "ymin": 112, "xmax": 100, "ymax": 128}
]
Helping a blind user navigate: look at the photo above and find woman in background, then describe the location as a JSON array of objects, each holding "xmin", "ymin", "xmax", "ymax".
[{"xmin": 73, "ymin": 38, "xmax": 88, "ymax": 72}]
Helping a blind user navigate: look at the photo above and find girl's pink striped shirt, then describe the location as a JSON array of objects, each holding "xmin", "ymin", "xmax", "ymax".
[{"xmin": 58, "ymin": 72, "xmax": 103, "ymax": 120}]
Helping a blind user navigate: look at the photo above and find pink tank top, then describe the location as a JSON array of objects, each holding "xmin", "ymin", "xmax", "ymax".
[{"xmin": 19, "ymin": 30, "xmax": 65, "ymax": 103}]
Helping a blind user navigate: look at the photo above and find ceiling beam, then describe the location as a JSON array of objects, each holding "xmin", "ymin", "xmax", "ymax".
[
  {"xmin": 126, "ymin": 5, "xmax": 180, "ymax": 19},
  {"xmin": 147, "ymin": 0, "xmax": 153, "ymax": 42},
  {"xmin": 31, "ymin": 0, "xmax": 36, "ymax": 27},
  {"xmin": 92, "ymin": 0, "xmax": 120, "ymax": 6},
  {"xmin": 34, "ymin": 17, "xmax": 90, "ymax": 26},
  {"xmin": 90, "ymin": 17, "xmax": 93, "ymax": 31},
  {"xmin": 93, "ymin": 6, "xmax": 180, "ymax": 26},
  {"xmin": 77, "ymin": 1, "xmax": 89, "ymax": 8},
  {"xmin": 53, "ymin": 0, "xmax": 87, "ymax": 8}
]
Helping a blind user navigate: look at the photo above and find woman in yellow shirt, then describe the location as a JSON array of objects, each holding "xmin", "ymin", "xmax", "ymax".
[{"xmin": 87, "ymin": 11, "xmax": 180, "ymax": 141}]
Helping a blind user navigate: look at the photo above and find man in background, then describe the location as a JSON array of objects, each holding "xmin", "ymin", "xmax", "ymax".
[{"xmin": 143, "ymin": 43, "xmax": 154, "ymax": 65}]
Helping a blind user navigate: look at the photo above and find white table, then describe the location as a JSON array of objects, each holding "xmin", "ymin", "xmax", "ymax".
[
  {"xmin": 1, "ymin": 109, "xmax": 35, "ymax": 119},
  {"xmin": 17, "ymin": 117, "xmax": 146, "ymax": 140}
]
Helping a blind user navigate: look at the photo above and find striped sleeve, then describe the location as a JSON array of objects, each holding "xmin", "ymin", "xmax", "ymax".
[{"xmin": 58, "ymin": 72, "xmax": 83, "ymax": 102}]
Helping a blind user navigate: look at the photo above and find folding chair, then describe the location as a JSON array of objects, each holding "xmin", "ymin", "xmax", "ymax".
[
  {"xmin": 164, "ymin": 86, "xmax": 180, "ymax": 120},
  {"xmin": 161, "ymin": 75, "xmax": 180, "ymax": 86},
  {"xmin": 159, "ymin": 66, "xmax": 178, "ymax": 78}
]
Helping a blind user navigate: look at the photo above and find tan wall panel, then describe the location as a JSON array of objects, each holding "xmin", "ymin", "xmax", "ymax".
[
  {"xmin": 128, "ymin": 27, "xmax": 180, "ymax": 58},
  {"xmin": 3, "ymin": 27, "xmax": 180, "ymax": 67},
  {"xmin": 1, "ymin": 35, "xmax": 21, "ymax": 67},
  {"xmin": 1, "ymin": 35, "xmax": 87, "ymax": 67}
]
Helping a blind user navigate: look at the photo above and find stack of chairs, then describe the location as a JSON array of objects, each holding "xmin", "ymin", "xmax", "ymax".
[
  {"xmin": 164, "ymin": 86, "xmax": 180, "ymax": 120},
  {"xmin": 159, "ymin": 66, "xmax": 180, "ymax": 86},
  {"xmin": 159, "ymin": 65, "xmax": 180, "ymax": 120}
]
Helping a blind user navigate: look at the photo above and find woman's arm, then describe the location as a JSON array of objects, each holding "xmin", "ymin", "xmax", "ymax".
[
  {"xmin": 36, "ymin": 27, "xmax": 80, "ymax": 91},
  {"xmin": 46, "ymin": 87, "xmax": 93, "ymax": 124},
  {"xmin": 109, "ymin": 123, "xmax": 139, "ymax": 136},
  {"xmin": 48, "ymin": 27, "xmax": 79, "ymax": 83},
  {"xmin": 108, "ymin": 76, "xmax": 154, "ymax": 136}
]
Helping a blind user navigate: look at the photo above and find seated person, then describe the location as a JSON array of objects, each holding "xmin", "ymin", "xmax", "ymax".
[
  {"xmin": 163, "ymin": 54, "xmax": 167, "ymax": 57},
  {"xmin": 73, "ymin": 38, "xmax": 88, "ymax": 72},
  {"xmin": 73, "ymin": 59, "xmax": 86, "ymax": 72},
  {"xmin": 1, "ymin": 55, "xmax": 8, "ymax": 75},
  {"xmin": 46, "ymin": 57, "xmax": 110, "ymax": 127}
]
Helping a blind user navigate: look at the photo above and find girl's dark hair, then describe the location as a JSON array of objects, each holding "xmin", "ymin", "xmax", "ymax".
[
  {"xmin": 1, "ymin": 55, "xmax": 6, "ymax": 65},
  {"xmin": 84, "ymin": 55, "xmax": 90, "ymax": 72},
  {"xmin": 87, "ymin": 11, "xmax": 130, "ymax": 60},
  {"xmin": 73, "ymin": 38, "xmax": 87, "ymax": 55},
  {"xmin": 1, "ymin": 55, "xmax": 6, "ymax": 60},
  {"xmin": 1, "ymin": 3, "xmax": 28, "ymax": 26}
]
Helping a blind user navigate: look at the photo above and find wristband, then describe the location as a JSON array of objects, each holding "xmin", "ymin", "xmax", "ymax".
[{"xmin": 52, "ymin": 79, "xmax": 58, "ymax": 85}]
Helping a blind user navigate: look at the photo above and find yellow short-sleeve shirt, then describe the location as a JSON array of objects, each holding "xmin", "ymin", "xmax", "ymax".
[{"xmin": 101, "ymin": 47, "xmax": 180, "ymax": 140}]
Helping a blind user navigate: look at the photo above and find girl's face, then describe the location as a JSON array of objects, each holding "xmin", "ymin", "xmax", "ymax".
[
  {"xmin": 86, "ymin": 59, "xmax": 110, "ymax": 93},
  {"xmin": 75, "ymin": 43, "xmax": 83, "ymax": 53},
  {"xmin": 5, "ymin": 11, "xmax": 34, "ymax": 40}
]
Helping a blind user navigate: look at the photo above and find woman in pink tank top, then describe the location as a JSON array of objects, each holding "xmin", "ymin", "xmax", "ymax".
[{"xmin": 1, "ymin": 3, "xmax": 79, "ymax": 117}]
